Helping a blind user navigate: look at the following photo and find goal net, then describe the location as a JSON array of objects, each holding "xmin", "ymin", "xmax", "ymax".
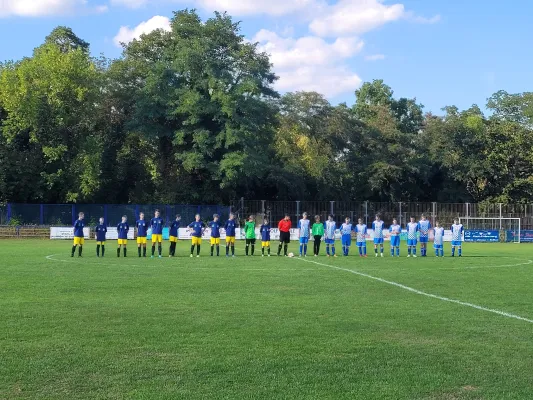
[{"xmin": 458, "ymin": 217, "xmax": 521, "ymax": 243}]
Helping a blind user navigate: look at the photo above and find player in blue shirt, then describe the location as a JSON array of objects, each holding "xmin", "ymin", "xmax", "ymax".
[
  {"xmin": 169, "ymin": 215, "xmax": 181, "ymax": 257},
  {"xmin": 117, "ymin": 215, "xmax": 129, "ymax": 257},
  {"xmin": 324, "ymin": 215, "xmax": 337, "ymax": 257},
  {"xmin": 434, "ymin": 222, "xmax": 445, "ymax": 257},
  {"xmin": 71, "ymin": 212, "xmax": 85, "ymax": 257},
  {"xmin": 95, "ymin": 217, "xmax": 107, "ymax": 257},
  {"xmin": 372, "ymin": 215, "xmax": 385, "ymax": 257},
  {"xmin": 419, "ymin": 215, "xmax": 432, "ymax": 257},
  {"xmin": 340, "ymin": 217, "xmax": 353, "ymax": 256},
  {"xmin": 150, "ymin": 209, "xmax": 164, "ymax": 259},
  {"xmin": 260, "ymin": 218, "xmax": 271, "ymax": 257},
  {"xmin": 407, "ymin": 217, "xmax": 419, "ymax": 257},
  {"xmin": 298, "ymin": 212, "xmax": 311, "ymax": 257},
  {"xmin": 188, "ymin": 214, "xmax": 205, "ymax": 258},
  {"xmin": 451, "ymin": 218, "xmax": 464, "ymax": 257},
  {"xmin": 209, "ymin": 214, "xmax": 222, "ymax": 257},
  {"xmin": 224, "ymin": 213, "xmax": 237, "ymax": 257},
  {"xmin": 389, "ymin": 218, "xmax": 401, "ymax": 257},
  {"xmin": 355, "ymin": 218, "xmax": 367, "ymax": 257},
  {"xmin": 136, "ymin": 212, "xmax": 149, "ymax": 258}
]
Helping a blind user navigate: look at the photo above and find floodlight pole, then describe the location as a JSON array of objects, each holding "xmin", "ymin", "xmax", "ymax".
[{"xmin": 499, "ymin": 203, "xmax": 502, "ymax": 230}]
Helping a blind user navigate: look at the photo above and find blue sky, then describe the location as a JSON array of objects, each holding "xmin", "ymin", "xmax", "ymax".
[{"xmin": 1, "ymin": 0, "xmax": 532, "ymax": 114}]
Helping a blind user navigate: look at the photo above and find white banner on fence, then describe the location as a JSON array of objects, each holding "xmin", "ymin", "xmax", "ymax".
[{"xmin": 50, "ymin": 227, "xmax": 90, "ymax": 240}]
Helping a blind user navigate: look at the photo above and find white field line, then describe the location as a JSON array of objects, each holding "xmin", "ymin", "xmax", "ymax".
[{"xmin": 295, "ymin": 258, "xmax": 533, "ymax": 324}]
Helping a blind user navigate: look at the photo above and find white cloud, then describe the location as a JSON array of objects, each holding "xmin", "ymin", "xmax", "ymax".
[
  {"xmin": 111, "ymin": 0, "xmax": 320, "ymax": 15},
  {"xmin": 0, "ymin": 0, "xmax": 106, "ymax": 17},
  {"xmin": 309, "ymin": 0, "xmax": 406, "ymax": 36},
  {"xmin": 254, "ymin": 30, "xmax": 363, "ymax": 97},
  {"xmin": 110, "ymin": 0, "xmax": 148, "ymax": 8},
  {"xmin": 365, "ymin": 54, "xmax": 385, "ymax": 61},
  {"xmin": 113, "ymin": 15, "xmax": 171, "ymax": 47}
]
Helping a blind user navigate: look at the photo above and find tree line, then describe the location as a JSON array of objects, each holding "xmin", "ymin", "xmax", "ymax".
[{"xmin": 1, "ymin": 10, "xmax": 532, "ymax": 206}]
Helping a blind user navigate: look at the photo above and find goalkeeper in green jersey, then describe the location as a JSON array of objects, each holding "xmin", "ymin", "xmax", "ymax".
[{"xmin": 244, "ymin": 215, "xmax": 256, "ymax": 256}]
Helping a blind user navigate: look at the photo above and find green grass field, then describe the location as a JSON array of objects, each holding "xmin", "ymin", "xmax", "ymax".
[{"xmin": 1, "ymin": 240, "xmax": 533, "ymax": 400}]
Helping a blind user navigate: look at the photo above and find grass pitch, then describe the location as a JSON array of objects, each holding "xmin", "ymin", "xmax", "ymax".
[{"xmin": 1, "ymin": 240, "xmax": 533, "ymax": 399}]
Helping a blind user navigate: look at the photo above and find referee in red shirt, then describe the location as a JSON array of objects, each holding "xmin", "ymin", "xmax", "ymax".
[{"xmin": 277, "ymin": 214, "xmax": 292, "ymax": 256}]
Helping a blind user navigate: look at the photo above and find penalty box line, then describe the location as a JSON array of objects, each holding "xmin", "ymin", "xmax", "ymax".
[{"xmin": 295, "ymin": 258, "xmax": 533, "ymax": 325}]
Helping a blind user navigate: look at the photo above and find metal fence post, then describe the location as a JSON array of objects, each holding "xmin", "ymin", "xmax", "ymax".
[
  {"xmin": 104, "ymin": 205, "xmax": 108, "ymax": 225},
  {"xmin": 432, "ymin": 202, "xmax": 436, "ymax": 227},
  {"xmin": 40, "ymin": 204, "xmax": 44, "ymax": 226},
  {"xmin": 330, "ymin": 201, "xmax": 334, "ymax": 217},
  {"xmin": 296, "ymin": 201, "xmax": 300, "ymax": 220},
  {"xmin": 499, "ymin": 203, "xmax": 502, "ymax": 230},
  {"xmin": 399, "ymin": 202, "xmax": 402, "ymax": 227},
  {"xmin": 465, "ymin": 202, "xmax": 470, "ymax": 229},
  {"xmin": 261, "ymin": 200, "xmax": 265, "ymax": 219},
  {"xmin": 365, "ymin": 201, "xmax": 368, "ymax": 225},
  {"xmin": 7, "ymin": 203, "xmax": 12, "ymax": 224},
  {"xmin": 72, "ymin": 204, "xmax": 76, "ymax": 226}
]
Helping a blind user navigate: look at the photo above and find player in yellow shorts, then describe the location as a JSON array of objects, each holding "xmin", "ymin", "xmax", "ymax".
[
  {"xmin": 71, "ymin": 212, "xmax": 85, "ymax": 257},
  {"xmin": 168, "ymin": 215, "xmax": 181, "ymax": 257},
  {"xmin": 136, "ymin": 212, "xmax": 148, "ymax": 257},
  {"xmin": 150, "ymin": 209, "xmax": 164, "ymax": 258},
  {"xmin": 117, "ymin": 216, "xmax": 130, "ymax": 257},
  {"xmin": 208, "ymin": 214, "xmax": 222, "ymax": 256},
  {"xmin": 95, "ymin": 217, "xmax": 107, "ymax": 257},
  {"xmin": 188, "ymin": 214, "xmax": 206, "ymax": 257},
  {"xmin": 260, "ymin": 218, "xmax": 272, "ymax": 256},
  {"xmin": 223, "ymin": 213, "xmax": 237, "ymax": 257}
]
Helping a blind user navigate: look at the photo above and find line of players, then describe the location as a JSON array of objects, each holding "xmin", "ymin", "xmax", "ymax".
[{"xmin": 70, "ymin": 210, "xmax": 465, "ymax": 258}]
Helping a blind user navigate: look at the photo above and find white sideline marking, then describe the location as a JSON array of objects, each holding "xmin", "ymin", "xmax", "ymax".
[
  {"xmin": 436, "ymin": 259, "xmax": 533, "ymax": 271},
  {"xmin": 296, "ymin": 258, "xmax": 533, "ymax": 324}
]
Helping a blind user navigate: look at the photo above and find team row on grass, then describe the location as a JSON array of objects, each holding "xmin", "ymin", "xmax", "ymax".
[{"xmin": 70, "ymin": 210, "xmax": 465, "ymax": 258}]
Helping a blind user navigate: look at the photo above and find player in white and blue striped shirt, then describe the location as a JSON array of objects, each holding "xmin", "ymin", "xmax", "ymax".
[
  {"xmin": 389, "ymin": 219, "xmax": 401, "ymax": 257},
  {"xmin": 407, "ymin": 217, "xmax": 419, "ymax": 257},
  {"xmin": 355, "ymin": 218, "xmax": 368, "ymax": 257},
  {"xmin": 324, "ymin": 215, "xmax": 337, "ymax": 257},
  {"xmin": 340, "ymin": 217, "xmax": 353, "ymax": 256},
  {"xmin": 298, "ymin": 212, "xmax": 311, "ymax": 257},
  {"xmin": 451, "ymin": 218, "xmax": 464, "ymax": 257},
  {"xmin": 433, "ymin": 222, "xmax": 444, "ymax": 257},
  {"xmin": 372, "ymin": 215, "xmax": 385, "ymax": 257},
  {"xmin": 418, "ymin": 215, "xmax": 432, "ymax": 257}
]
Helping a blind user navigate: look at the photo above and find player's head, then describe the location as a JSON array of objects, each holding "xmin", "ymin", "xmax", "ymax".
[
  {"xmin": 315, "ymin": 215, "xmax": 320, "ymax": 222},
  {"xmin": 78, "ymin": 212, "xmax": 84, "ymax": 220},
  {"xmin": 264, "ymin": 218, "xmax": 269, "ymax": 225},
  {"xmin": 213, "ymin": 214, "xmax": 219, "ymax": 222},
  {"xmin": 99, "ymin": 217, "xmax": 104, "ymax": 225},
  {"xmin": 284, "ymin": 214, "xmax": 290, "ymax": 221},
  {"xmin": 195, "ymin": 214, "xmax": 201, "ymax": 221},
  {"xmin": 122, "ymin": 215, "xmax": 127, "ymax": 223},
  {"xmin": 229, "ymin": 213, "xmax": 235, "ymax": 220},
  {"xmin": 436, "ymin": 221, "xmax": 440, "ymax": 227},
  {"xmin": 154, "ymin": 209, "xmax": 160, "ymax": 218},
  {"xmin": 421, "ymin": 214, "xmax": 427, "ymax": 221},
  {"xmin": 358, "ymin": 218, "xmax": 363, "ymax": 224},
  {"xmin": 248, "ymin": 215, "xmax": 254, "ymax": 221},
  {"xmin": 328, "ymin": 214, "xmax": 334, "ymax": 221},
  {"xmin": 375, "ymin": 214, "xmax": 380, "ymax": 221},
  {"xmin": 392, "ymin": 218, "xmax": 397, "ymax": 224},
  {"xmin": 345, "ymin": 217, "xmax": 351, "ymax": 223},
  {"xmin": 453, "ymin": 218, "xmax": 459, "ymax": 224},
  {"xmin": 410, "ymin": 217, "xmax": 415, "ymax": 222},
  {"xmin": 139, "ymin": 212, "xmax": 144, "ymax": 220},
  {"xmin": 176, "ymin": 214, "xmax": 181, "ymax": 221},
  {"xmin": 302, "ymin": 212, "xmax": 308, "ymax": 219}
]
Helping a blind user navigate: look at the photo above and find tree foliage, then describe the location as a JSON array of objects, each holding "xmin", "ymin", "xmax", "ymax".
[{"xmin": 1, "ymin": 11, "xmax": 533, "ymax": 205}]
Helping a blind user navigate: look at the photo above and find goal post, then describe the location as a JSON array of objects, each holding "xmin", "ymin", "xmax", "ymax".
[{"xmin": 458, "ymin": 217, "xmax": 521, "ymax": 243}]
